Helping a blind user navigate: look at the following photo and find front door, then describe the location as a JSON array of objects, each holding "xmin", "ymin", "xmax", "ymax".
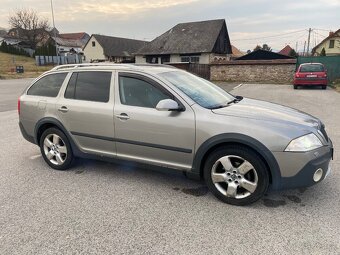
[{"xmin": 113, "ymin": 72, "xmax": 195, "ymax": 170}]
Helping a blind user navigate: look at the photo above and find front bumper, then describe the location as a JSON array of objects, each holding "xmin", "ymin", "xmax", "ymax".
[{"xmin": 273, "ymin": 139, "xmax": 333, "ymax": 190}]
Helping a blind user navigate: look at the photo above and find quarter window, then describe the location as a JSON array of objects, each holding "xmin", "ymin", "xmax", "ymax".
[
  {"xmin": 119, "ymin": 76, "xmax": 170, "ymax": 108},
  {"xmin": 27, "ymin": 73, "xmax": 67, "ymax": 97},
  {"xmin": 65, "ymin": 71, "xmax": 111, "ymax": 102}
]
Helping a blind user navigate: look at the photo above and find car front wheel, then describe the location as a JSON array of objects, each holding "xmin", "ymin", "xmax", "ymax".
[
  {"xmin": 204, "ymin": 146, "xmax": 269, "ymax": 206},
  {"xmin": 40, "ymin": 128, "xmax": 74, "ymax": 170}
]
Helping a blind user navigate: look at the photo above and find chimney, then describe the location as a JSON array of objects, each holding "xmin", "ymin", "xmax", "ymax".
[{"xmin": 329, "ymin": 31, "xmax": 334, "ymax": 37}]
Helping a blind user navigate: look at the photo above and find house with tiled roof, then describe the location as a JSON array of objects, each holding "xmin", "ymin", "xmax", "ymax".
[
  {"xmin": 49, "ymin": 32, "xmax": 90, "ymax": 55},
  {"xmin": 58, "ymin": 32, "xmax": 90, "ymax": 46},
  {"xmin": 312, "ymin": 30, "xmax": 340, "ymax": 56},
  {"xmin": 279, "ymin": 45, "xmax": 294, "ymax": 56},
  {"xmin": 135, "ymin": 19, "xmax": 232, "ymax": 64},
  {"xmin": 83, "ymin": 34, "xmax": 148, "ymax": 62}
]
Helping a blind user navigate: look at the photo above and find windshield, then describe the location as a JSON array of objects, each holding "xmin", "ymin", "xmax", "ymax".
[
  {"xmin": 159, "ymin": 71, "xmax": 235, "ymax": 108},
  {"xmin": 300, "ymin": 64, "xmax": 324, "ymax": 72}
]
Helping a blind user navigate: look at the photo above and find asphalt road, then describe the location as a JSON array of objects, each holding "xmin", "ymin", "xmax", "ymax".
[
  {"xmin": 0, "ymin": 79, "xmax": 339, "ymax": 254},
  {"xmin": 0, "ymin": 78, "xmax": 33, "ymax": 112}
]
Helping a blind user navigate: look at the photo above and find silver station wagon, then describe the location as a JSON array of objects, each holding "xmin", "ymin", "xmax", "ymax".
[{"xmin": 18, "ymin": 64, "xmax": 334, "ymax": 205}]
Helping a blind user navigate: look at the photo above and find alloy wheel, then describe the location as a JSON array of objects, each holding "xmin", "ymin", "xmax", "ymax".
[
  {"xmin": 211, "ymin": 155, "xmax": 258, "ymax": 199},
  {"xmin": 43, "ymin": 134, "xmax": 68, "ymax": 166}
]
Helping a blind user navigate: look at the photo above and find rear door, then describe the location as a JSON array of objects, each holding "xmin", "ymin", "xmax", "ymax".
[
  {"xmin": 56, "ymin": 70, "xmax": 116, "ymax": 156},
  {"xmin": 113, "ymin": 72, "xmax": 195, "ymax": 170}
]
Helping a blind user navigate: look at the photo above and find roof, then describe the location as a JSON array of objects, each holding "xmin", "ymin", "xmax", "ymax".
[
  {"xmin": 236, "ymin": 49, "xmax": 295, "ymax": 60},
  {"xmin": 87, "ymin": 34, "xmax": 148, "ymax": 57},
  {"xmin": 137, "ymin": 19, "xmax": 231, "ymax": 55},
  {"xmin": 312, "ymin": 29, "xmax": 340, "ymax": 53},
  {"xmin": 231, "ymin": 45, "xmax": 244, "ymax": 57},
  {"xmin": 54, "ymin": 37, "xmax": 83, "ymax": 48},
  {"xmin": 59, "ymin": 32, "xmax": 88, "ymax": 40},
  {"xmin": 279, "ymin": 45, "xmax": 294, "ymax": 56}
]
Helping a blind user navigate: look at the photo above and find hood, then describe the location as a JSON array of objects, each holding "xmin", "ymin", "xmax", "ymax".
[{"xmin": 212, "ymin": 98, "xmax": 320, "ymax": 128}]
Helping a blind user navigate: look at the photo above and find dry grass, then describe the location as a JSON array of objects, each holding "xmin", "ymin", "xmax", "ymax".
[{"xmin": 0, "ymin": 52, "xmax": 52, "ymax": 79}]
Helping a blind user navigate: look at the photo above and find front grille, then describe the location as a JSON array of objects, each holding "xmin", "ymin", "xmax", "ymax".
[{"xmin": 320, "ymin": 124, "xmax": 329, "ymax": 142}]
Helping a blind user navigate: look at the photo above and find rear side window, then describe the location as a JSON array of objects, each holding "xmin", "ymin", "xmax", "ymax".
[
  {"xmin": 65, "ymin": 71, "xmax": 111, "ymax": 102},
  {"xmin": 300, "ymin": 64, "xmax": 324, "ymax": 72},
  {"xmin": 27, "ymin": 73, "xmax": 67, "ymax": 97}
]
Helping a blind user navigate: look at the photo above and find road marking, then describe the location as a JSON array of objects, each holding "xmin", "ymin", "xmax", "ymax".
[
  {"xmin": 30, "ymin": 154, "xmax": 41, "ymax": 160},
  {"xmin": 232, "ymin": 83, "xmax": 243, "ymax": 90}
]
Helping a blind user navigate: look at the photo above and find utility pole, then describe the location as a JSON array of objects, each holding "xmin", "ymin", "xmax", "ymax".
[
  {"xmin": 50, "ymin": 0, "xmax": 59, "ymax": 65},
  {"xmin": 303, "ymin": 41, "xmax": 306, "ymax": 56},
  {"xmin": 296, "ymin": 41, "xmax": 298, "ymax": 52},
  {"xmin": 306, "ymin": 28, "xmax": 312, "ymax": 56}
]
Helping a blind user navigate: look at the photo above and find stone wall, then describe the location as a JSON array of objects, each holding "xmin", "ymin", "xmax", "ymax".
[{"xmin": 210, "ymin": 59, "xmax": 297, "ymax": 84}]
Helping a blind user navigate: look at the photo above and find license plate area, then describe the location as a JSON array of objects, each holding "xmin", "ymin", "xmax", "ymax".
[{"xmin": 306, "ymin": 74, "xmax": 317, "ymax": 78}]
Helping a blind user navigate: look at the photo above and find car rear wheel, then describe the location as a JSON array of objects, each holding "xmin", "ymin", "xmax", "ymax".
[
  {"xmin": 40, "ymin": 128, "xmax": 74, "ymax": 170},
  {"xmin": 322, "ymin": 85, "xmax": 327, "ymax": 90},
  {"xmin": 204, "ymin": 145, "xmax": 269, "ymax": 206},
  {"xmin": 294, "ymin": 85, "xmax": 298, "ymax": 89}
]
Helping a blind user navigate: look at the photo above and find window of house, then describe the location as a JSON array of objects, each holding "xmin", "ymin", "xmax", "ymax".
[
  {"xmin": 92, "ymin": 41, "xmax": 96, "ymax": 47},
  {"xmin": 119, "ymin": 75, "xmax": 171, "ymax": 108},
  {"xmin": 181, "ymin": 56, "xmax": 190, "ymax": 62},
  {"xmin": 27, "ymin": 73, "xmax": 67, "ymax": 97},
  {"xmin": 329, "ymin": 40, "xmax": 335, "ymax": 48},
  {"xmin": 181, "ymin": 56, "xmax": 200, "ymax": 63},
  {"xmin": 65, "ymin": 71, "xmax": 111, "ymax": 102}
]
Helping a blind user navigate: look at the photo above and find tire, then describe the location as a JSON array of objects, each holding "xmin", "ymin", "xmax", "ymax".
[
  {"xmin": 322, "ymin": 85, "xmax": 327, "ymax": 90},
  {"xmin": 204, "ymin": 145, "xmax": 269, "ymax": 206},
  {"xmin": 39, "ymin": 127, "xmax": 74, "ymax": 170},
  {"xmin": 294, "ymin": 85, "xmax": 298, "ymax": 89}
]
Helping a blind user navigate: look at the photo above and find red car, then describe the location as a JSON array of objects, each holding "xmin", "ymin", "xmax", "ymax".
[{"xmin": 293, "ymin": 63, "xmax": 327, "ymax": 90}]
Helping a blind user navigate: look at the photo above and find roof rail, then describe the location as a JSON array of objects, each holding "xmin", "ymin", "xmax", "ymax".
[{"xmin": 50, "ymin": 63, "xmax": 178, "ymax": 71}]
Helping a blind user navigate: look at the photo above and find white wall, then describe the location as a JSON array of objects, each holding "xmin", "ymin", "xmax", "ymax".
[
  {"xmin": 135, "ymin": 52, "xmax": 214, "ymax": 64},
  {"xmin": 135, "ymin": 55, "xmax": 146, "ymax": 63},
  {"xmin": 83, "ymin": 36, "xmax": 106, "ymax": 62}
]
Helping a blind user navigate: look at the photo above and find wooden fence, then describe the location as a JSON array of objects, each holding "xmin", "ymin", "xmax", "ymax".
[{"xmin": 168, "ymin": 63, "xmax": 211, "ymax": 80}]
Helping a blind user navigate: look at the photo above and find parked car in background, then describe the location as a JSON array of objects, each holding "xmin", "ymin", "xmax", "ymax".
[
  {"xmin": 18, "ymin": 64, "xmax": 333, "ymax": 206},
  {"xmin": 293, "ymin": 63, "xmax": 328, "ymax": 89}
]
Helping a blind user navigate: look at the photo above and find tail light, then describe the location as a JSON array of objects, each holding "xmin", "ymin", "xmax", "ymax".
[
  {"xmin": 323, "ymin": 73, "xmax": 327, "ymax": 78},
  {"xmin": 18, "ymin": 97, "xmax": 21, "ymax": 115},
  {"xmin": 295, "ymin": 73, "xmax": 300, "ymax": 78}
]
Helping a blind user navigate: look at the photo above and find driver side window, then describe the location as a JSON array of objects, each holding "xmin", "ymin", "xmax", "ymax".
[{"xmin": 119, "ymin": 75, "xmax": 171, "ymax": 108}]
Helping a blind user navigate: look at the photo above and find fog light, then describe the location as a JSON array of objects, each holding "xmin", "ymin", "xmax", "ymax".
[{"xmin": 313, "ymin": 168, "xmax": 323, "ymax": 182}]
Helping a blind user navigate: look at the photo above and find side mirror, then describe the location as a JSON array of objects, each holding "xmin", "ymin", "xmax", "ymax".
[{"xmin": 156, "ymin": 99, "xmax": 181, "ymax": 111}]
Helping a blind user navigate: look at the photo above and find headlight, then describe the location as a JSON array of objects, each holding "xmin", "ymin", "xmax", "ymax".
[{"xmin": 285, "ymin": 133, "xmax": 323, "ymax": 152}]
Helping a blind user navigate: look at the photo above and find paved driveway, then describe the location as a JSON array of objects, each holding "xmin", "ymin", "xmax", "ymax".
[{"xmin": 0, "ymin": 80, "xmax": 339, "ymax": 254}]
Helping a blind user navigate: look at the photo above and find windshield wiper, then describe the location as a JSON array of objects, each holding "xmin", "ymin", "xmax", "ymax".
[{"xmin": 209, "ymin": 96, "xmax": 243, "ymax": 109}]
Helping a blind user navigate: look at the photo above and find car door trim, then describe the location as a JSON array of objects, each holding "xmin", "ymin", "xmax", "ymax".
[{"xmin": 71, "ymin": 131, "xmax": 192, "ymax": 154}]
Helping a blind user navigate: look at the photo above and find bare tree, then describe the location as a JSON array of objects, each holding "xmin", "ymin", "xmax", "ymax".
[{"xmin": 9, "ymin": 8, "xmax": 50, "ymax": 49}]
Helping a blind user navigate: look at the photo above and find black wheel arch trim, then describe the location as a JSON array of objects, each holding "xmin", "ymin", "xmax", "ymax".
[
  {"xmin": 34, "ymin": 117, "xmax": 83, "ymax": 157},
  {"xmin": 191, "ymin": 133, "xmax": 282, "ymax": 190}
]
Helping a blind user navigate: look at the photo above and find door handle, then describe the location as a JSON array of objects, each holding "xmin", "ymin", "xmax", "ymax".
[
  {"xmin": 58, "ymin": 106, "xmax": 68, "ymax": 113},
  {"xmin": 115, "ymin": 113, "xmax": 130, "ymax": 120}
]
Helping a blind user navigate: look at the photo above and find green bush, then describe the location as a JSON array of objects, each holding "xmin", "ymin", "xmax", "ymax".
[
  {"xmin": 0, "ymin": 41, "xmax": 31, "ymax": 57},
  {"xmin": 34, "ymin": 43, "xmax": 56, "ymax": 57}
]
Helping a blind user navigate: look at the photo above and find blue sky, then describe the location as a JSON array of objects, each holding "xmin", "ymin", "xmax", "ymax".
[{"xmin": 0, "ymin": 0, "xmax": 338, "ymax": 52}]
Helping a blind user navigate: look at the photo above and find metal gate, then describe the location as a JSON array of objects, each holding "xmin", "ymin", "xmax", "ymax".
[{"xmin": 296, "ymin": 56, "xmax": 340, "ymax": 82}]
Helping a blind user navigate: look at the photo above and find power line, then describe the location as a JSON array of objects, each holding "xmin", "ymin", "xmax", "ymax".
[{"xmin": 232, "ymin": 29, "xmax": 307, "ymax": 41}]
